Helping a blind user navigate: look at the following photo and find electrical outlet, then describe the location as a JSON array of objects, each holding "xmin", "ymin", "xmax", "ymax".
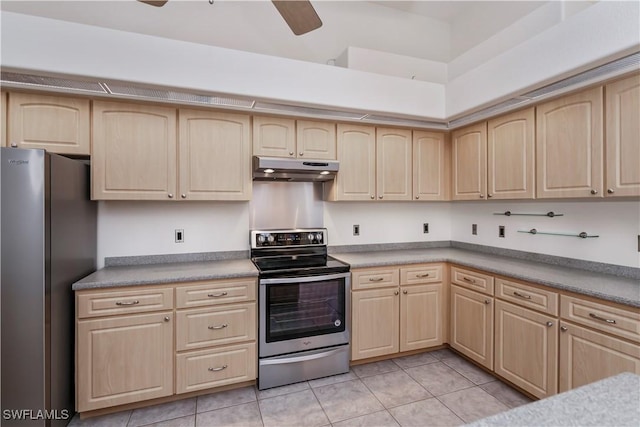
[
  {"xmin": 353, "ymin": 224, "xmax": 360, "ymax": 236},
  {"xmin": 472, "ymin": 224, "xmax": 478, "ymax": 235},
  {"xmin": 423, "ymin": 223, "xmax": 429, "ymax": 234},
  {"xmin": 638, "ymin": 235, "xmax": 640, "ymax": 252},
  {"xmin": 499, "ymin": 225, "xmax": 505, "ymax": 238},
  {"xmin": 175, "ymin": 229, "xmax": 184, "ymax": 243}
]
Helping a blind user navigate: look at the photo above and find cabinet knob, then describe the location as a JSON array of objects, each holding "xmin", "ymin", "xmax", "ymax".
[
  {"xmin": 487, "ymin": 194, "xmax": 493, "ymax": 198},
  {"xmin": 394, "ymin": 290, "xmax": 399, "ymax": 296},
  {"xmin": 10, "ymin": 142, "xmax": 18, "ymax": 148},
  {"xmin": 164, "ymin": 316, "xmax": 170, "ymax": 322},
  {"xmin": 607, "ymin": 188, "xmax": 615, "ymax": 194},
  {"xmin": 299, "ymin": 152, "xmax": 304, "ymax": 156},
  {"xmin": 403, "ymin": 290, "xmax": 408, "ymax": 294},
  {"xmin": 415, "ymin": 195, "xmax": 419, "ymax": 200},
  {"xmin": 289, "ymin": 151, "xmax": 294, "ymax": 156},
  {"xmin": 181, "ymin": 194, "xmax": 186, "ymax": 199},
  {"xmin": 590, "ymin": 189, "xmax": 598, "ymax": 195},
  {"xmin": 370, "ymin": 195, "xmax": 375, "ymax": 199},
  {"xmin": 479, "ymin": 194, "xmax": 484, "ymax": 199},
  {"xmin": 484, "ymin": 300, "xmax": 491, "ymax": 305},
  {"xmin": 379, "ymin": 195, "xmax": 383, "ymax": 199},
  {"xmin": 168, "ymin": 193, "xmax": 174, "ymax": 199},
  {"xmin": 560, "ymin": 326, "xmax": 568, "ymax": 332},
  {"xmin": 546, "ymin": 321, "xmax": 554, "ymax": 327}
]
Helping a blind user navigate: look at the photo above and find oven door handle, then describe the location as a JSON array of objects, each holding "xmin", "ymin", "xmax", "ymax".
[
  {"xmin": 260, "ymin": 272, "xmax": 350, "ymax": 285},
  {"xmin": 259, "ymin": 347, "xmax": 346, "ymax": 365}
]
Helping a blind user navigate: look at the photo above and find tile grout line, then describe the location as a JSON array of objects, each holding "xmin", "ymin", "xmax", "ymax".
[{"xmin": 308, "ymin": 381, "xmax": 335, "ymax": 426}]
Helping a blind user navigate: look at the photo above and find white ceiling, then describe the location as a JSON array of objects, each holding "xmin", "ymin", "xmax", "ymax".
[{"xmin": 0, "ymin": 0, "xmax": 549, "ymax": 67}]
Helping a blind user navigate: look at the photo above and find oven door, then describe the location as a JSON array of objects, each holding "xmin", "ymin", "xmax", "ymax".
[{"xmin": 259, "ymin": 272, "xmax": 350, "ymax": 358}]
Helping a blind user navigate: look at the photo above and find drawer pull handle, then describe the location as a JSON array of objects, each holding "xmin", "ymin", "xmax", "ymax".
[
  {"xmin": 513, "ymin": 291, "xmax": 532, "ymax": 300},
  {"xmin": 369, "ymin": 277, "xmax": 384, "ymax": 282},
  {"xmin": 208, "ymin": 365, "xmax": 228, "ymax": 372},
  {"xmin": 208, "ymin": 323, "xmax": 228, "ymax": 330},
  {"xmin": 589, "ymin": 313, "xmax": 617, "ymax": 324},
  {"xmin": 416, "ymin": 273, "xmax": 430, "ymax": 278},
  {"xmin": 115, "ymin": 300, "xmax": 139, "ymax": 306},
  {"xmin": 208, "ymin": 292, "xmax": 228, "ymax": 298},
  {"xmin": 462, "ymin": 277, "xmax": 476, "ymax": 284}
]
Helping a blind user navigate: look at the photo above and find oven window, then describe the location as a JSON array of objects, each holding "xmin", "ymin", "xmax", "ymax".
[{"xmin": 265, "ymin": 278, "xmax": 346, "ymax": 343}]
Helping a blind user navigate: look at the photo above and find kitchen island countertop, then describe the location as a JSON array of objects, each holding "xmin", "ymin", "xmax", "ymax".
[
  {"xmin": 466, "ymin": 372, "xmax": 640, "ymax": 426},
  {"xmin": 331, "ymin": 248, "xmax": 640, "ymax": 307}
]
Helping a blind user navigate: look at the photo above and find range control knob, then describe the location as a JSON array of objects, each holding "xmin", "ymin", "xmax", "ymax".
[
  {"xmin": 257, "ymin": 234, "xmax": 266, "ymax": 244},
  {"xmin": 315, "ymin": 233, "xmax": 323, "ymax": 242},
  {"xmin": 307, "ymin": 233, "xmax": 315, "ymax": 242},
  {"xmin": 267, "ymin": 234, "xmax": 275, "ymax": 243}
]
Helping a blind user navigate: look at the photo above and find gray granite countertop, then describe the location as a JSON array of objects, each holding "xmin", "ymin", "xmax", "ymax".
[
  {"xmin": 72, "ymin": 258, "xmax": 258, "ymax": 291},
  {"xmin": 331, "ymin": 248, "xmax": 640, "ymax": 307},
  {"xmin": 467, "ymin": 372, "xmax": 640, "ymax": 427}
]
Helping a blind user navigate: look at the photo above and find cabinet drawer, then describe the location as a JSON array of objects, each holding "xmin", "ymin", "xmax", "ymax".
[
  {"xmin": 400, "ymin": 264, "xmax": 443, "ymax": 285},
  {"xmin": 496, "ymin": 277, "xmax": 558, "ymax": 316},
  {"xmin": 176, "ymin": 342, "xmax": 256, "ymax": 394},
  {"xmin": 77, "ymin": 287, "xmax": 173, "ymax": 318},
  {"xmin": 561, "ymin": 296, "xmax": 640, "ymax": 343},
  {"xmin": 176, "ymin": 279, "xmax": 256, "ymax": 308},
  {"xmin": 451, "ymin": 266, "xmax": 494, "ymax": 295},
  {"xmin": 352, "ymin": 267, "xmax": 399, "ymax": 290},
  {"xmin": 176, "ymin": 303, "xmax": 256, "ymax": 351}
]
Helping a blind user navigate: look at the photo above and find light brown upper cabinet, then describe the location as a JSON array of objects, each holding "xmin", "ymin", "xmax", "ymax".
[
  {"xmin": 452, "ymin": 122, "xmax": 487, "ymax": 200},
  {"xmin": 92, "ymin": 101, "xmax": 177, "ymax": 200},
  {"xmin": 536, "ymin": 86, "xmax": 603, "ymax": 198},
  {"xmin": 413, "ymin": 131, "xmax": 450, "ymax": 201},
  {"xmin": 605, "ymin": 74, "xmax": 640, "ymax": 197},
  {"xmin": 376, "ymin": 127, "xmax": 412, "ymax": 201},
  {"xmin": 178, "ymin": 109, "xmax": 251, "ymax": 201},
  {"xmin": 7, "ymin": 92, "xmax": 90, "ymax": 155},
  {"xmin": 93, "ymin": 102, "xmax": 251, "ymax": 201},
  {"xmin": 325, "ymin": 123, "xmax": 376, "ymax": 201},
  {"xmin": 487, "ymin": 108, "xmax": 535, "ymax": 199},
  {"xmin": 1, "ymin": 92, "xmax": 6, "ymax": 148},
  {"xmin": 253, "ymin": 116, "xmax": 336, "ymax": 159}
]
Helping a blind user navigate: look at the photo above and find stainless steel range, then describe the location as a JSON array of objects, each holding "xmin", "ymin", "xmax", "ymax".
[{"xmin": 250, "ymin": 228, "xmax": 351, "ymax": 390}]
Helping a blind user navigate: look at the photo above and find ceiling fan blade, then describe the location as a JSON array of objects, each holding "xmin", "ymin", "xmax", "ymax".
[
  {"xmin": 272, "ymin": 1, "xmax": 322, "ymax": 35},
  {"xmin": 138, "ymin": 0, "xmax": 168, "ymax": 7}
]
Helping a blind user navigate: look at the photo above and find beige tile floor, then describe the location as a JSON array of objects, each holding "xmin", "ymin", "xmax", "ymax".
[{"xmin": 69, "ymin": 349, "xmax": 532, "ymax": 427}]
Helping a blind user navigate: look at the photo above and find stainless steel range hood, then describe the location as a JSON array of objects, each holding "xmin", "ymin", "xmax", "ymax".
[{"xmin": 253, "ymin": 156, "xmax": 339, "ymax": 182}]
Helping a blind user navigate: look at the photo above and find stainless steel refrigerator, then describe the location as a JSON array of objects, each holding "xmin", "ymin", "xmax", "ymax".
[{"xmin": 1, "ymin": 148, "xmax": 97, "ymax": 426}]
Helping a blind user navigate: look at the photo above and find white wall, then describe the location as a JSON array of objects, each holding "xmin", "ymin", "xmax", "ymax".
[
  {"xmin": 97, "ymin": 201, "xmax": 250, "ymax": 268},
  {"xmin": 450, "ymin": 200, "xmax": 640, "ymax": 268},
  {"xmin": 97, "ymin": 199, "xmax": 640, "ymax": 269}
]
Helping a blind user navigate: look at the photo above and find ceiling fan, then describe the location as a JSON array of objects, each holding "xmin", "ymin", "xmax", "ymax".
[{"xmin": 138, "ymin": 0, "xmax": 322, "ymax": 35}]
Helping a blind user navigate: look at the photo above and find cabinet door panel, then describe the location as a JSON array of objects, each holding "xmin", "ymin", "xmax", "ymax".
[
  {"xmin": 488, "ymin": 108, "xmax": 535, "ymax": 199},
  {"xmin": 351, "ymin": 288, "xmax": 399, "ymax": 360},
  {"xmin": 400, "ymin": 284, "xmax": 442, "ymax": 351},
  {"xmin": 179, "ymin": 110, "xmax": 251, "ymax": 200},
  {"xmin": 559, "ymin": 321, "xmax": 640, "ymax": 392},
  {"xmin": 92, "ymin": 101, "xmax": 177, "ymax": 200},
  {"xmin": 413, "ymin": 131, "xmax": 449, "ymax": 200},
  {"xmin": 297, "ymin": 120, "xmax": 336, "ymax": 159},
  {"xmin": 376, "ymin": 128, "xmax": 412, "ymax": 201},
  {"xmin": 7, "ymin": 92, "xmax": 90, "ymax": 155},
  {"xmin": 327, "ymin": 124, "xmax": 376, "ymax": 201},
  {"xmin": 605, "ymin": 74, "xmax": 640, "ymax": 197},
  {"xmin": 452, "ymin": 123, "xmax": 487, "ymax": 200},
  {"xmin": 76, "ymin": 312, "xmax": 173, "ymax": 412},
  {"xmin": 536, "ymin": 86, "xmax": 603, "ymax": 198},
  {"xmin": 450, "ymin": 285, "xmax": 493, "ymax": 369},
  {"xmin": 252, "ymin": 116, "xmax": 295, "ymax": 158},
  {"xmin": 495, "ymin": 301, "xmax": 557, "ymax": 399}
]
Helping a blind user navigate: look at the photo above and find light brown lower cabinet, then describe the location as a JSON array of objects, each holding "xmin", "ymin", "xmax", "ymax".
[
  {"xmin": 76, "ymin": 312, "xmax": 174, "ymax": 412},
  {"xmin": 494, "ymin": 300, "xmax": 558, "ymax": 399},
  {"xmin": 559, "ymin": 321, "xmax": 640, "ymax": 392},
  {"xmin": 450, "ymin": 284, "xmax": 494, "ymax": 370},
  {"xmin": 352, "ymin": 288, "xmax": 400, "ymax": 360},
  {"xmin": 400, "ymin": 284, "xmax": 442, "ymax": 352}
]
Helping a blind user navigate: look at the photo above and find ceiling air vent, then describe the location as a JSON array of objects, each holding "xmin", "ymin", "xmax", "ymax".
[
  {"xmin": 253, "ymin": 101, "xmax": 367, "ymax": 120},
  {"xmin": 522, "ymin": 52, "xmax": 640, "ymax": 99},
  {"xmin": 0, "ymin": 71, "xmax": 107, "ymax": 93}
]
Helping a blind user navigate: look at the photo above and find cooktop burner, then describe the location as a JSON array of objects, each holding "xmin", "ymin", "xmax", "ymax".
[{"xmin": 250, "ymin": 228, "xmax": 350, "ymax": 278}]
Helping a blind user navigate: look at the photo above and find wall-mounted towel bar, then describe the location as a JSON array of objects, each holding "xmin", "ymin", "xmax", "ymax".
[
  {"xmin": 493, "ymin": 211, "xmax": 563, "ymax": 217},
  {"xmin": 518, "ymin": 229, "xmax": 599, "ymax": 238}
]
